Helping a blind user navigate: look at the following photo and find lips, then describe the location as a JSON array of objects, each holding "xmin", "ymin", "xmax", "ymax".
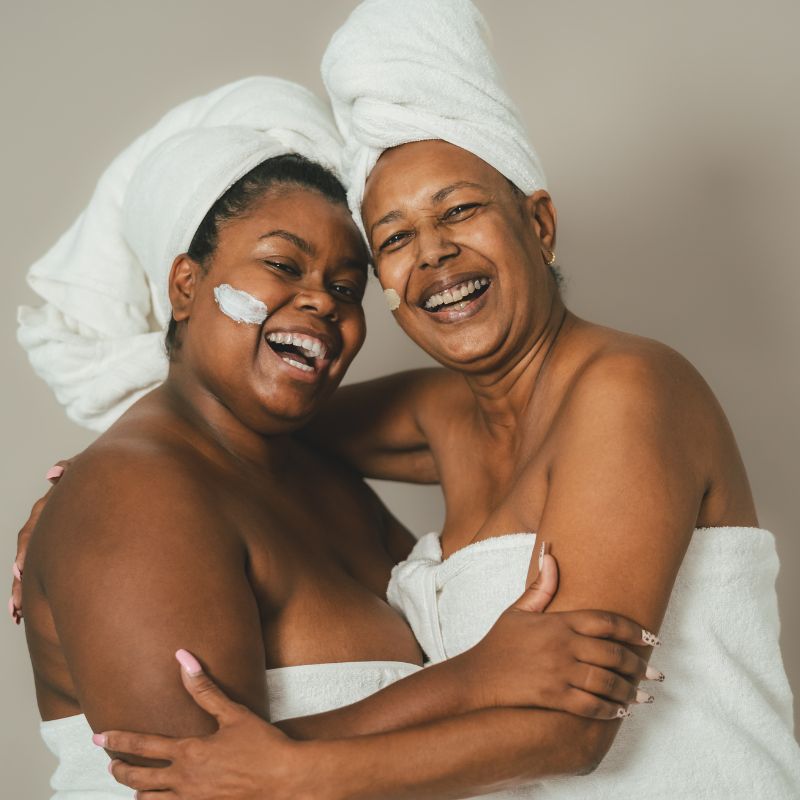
[{"xmin": 418, "ymin": 273, "xmax": 492, "ymax": 313}]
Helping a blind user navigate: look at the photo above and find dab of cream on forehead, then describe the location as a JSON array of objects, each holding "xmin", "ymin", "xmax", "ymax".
[{"xmin": 213, "ymin": 284, "xmax": 269, "ymax": 325}]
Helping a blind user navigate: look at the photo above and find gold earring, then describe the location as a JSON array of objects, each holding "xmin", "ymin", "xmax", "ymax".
[{"xmin": 544, "ymin": 249, "xmax": 556, "ymax": 266}]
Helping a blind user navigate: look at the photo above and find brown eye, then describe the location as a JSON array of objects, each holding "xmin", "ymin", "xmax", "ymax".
[
  {"xmin": 264, "ymin": 260, "xmax": 300, "ymax": 276},
  {"xmin": 443, "ymin": 203, "xmax": 481, "ymax": 220},
  {"xmin": 379, "ymin": 231, "xmax": 412, "ymax": 252}
]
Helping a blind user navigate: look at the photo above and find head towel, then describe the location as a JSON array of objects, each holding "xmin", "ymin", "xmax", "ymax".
[
  {"xmin": 321, "ymin": 0, "xmax": 547, "ymax": 232},
  {"xmin": 17, "ymin": 77, "xmax": 343, "ymax": 431}
]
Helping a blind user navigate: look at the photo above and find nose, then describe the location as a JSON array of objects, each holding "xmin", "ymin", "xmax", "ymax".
[
  {"xmin": 292, "ymin": 285, "xmax": 338, "ymax": 321},
  {"xmin": 415, "ymin": 220, "xmax": 459, "ymax": 269}
]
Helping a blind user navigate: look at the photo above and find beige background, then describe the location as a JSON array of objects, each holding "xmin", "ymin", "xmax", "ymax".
[{"xmin": 2, "ymin": 0, "xmax": 798, "ymax": 794}]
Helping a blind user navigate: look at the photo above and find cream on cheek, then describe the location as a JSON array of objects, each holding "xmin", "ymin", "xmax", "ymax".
[
  {"xmin": 213, "ymin": 284, "xmax": 269, "ymax": 325},
  {"xmin": 383, "ymin": 288, "xmax": 401, "ymax": 311}
]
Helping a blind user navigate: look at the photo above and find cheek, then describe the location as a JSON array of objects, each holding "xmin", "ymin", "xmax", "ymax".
[{"xmin": 339, "ymin": 311, "xmax": 367, "ymax": 364}]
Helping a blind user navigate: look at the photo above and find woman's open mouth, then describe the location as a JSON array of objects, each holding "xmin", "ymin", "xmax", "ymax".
[
  {"xmin": 265, "ymin": 331, "xmax": 330, "ymax": 378},
  {"xmin": 419, "ymin": 276, "xmax": 492, "ymax": 321}
]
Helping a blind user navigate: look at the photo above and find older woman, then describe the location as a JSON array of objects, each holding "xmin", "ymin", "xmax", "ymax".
[{"xmin": 91, "ymin": 1, "xmax": 800, "ymax": 798}]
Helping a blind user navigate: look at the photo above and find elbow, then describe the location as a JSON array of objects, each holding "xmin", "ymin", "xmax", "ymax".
[
  {"xmin": 522, "ymin": 718, "xmax": 618, "ymax": 781},
  {"xmin": 566, "ymin": 721, "xmax": 617, "ymax": 776}
]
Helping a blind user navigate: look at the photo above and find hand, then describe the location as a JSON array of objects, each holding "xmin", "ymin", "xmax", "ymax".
[
  {"xmin": 465, "ymin": 544, "xmax": 664, "ymax": 719},
  {"xmin": 9, "ymin": 459, "xmax": 71, "ymax": 624},
  {"xmin": 100, "ymin": 651, "xmax": 326, "ymax": 800}
]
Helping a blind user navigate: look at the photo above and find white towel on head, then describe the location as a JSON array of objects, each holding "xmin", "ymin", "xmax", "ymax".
[
  {"xmin": 17, "ymin": 77, "xmax": 343, "ymax": 432},
  {"xmin": 321, "ymin": 0, "xmax": 547, "ymax": 231}
]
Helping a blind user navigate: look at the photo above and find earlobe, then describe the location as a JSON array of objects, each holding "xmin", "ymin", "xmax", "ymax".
[{"xmin": 168, "ymin": 255, "xmax": 200, "ymax": 323}]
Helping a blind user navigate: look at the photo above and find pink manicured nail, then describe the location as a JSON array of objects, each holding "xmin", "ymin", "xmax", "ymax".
[
  {"xmin": 7, "ymin": 596, "xmax": 15, "ymax": 621},
  {"xmin": 615, "ymin": 707, "xmax": 632, "ymax": 719},
  {"xmin": 175, "ymin": 649, "xmax": 202, "ymax": 676},
  {"xmin": 92, "ymin": 733, "xmax": 107, "ymax": 747},
  {"xmin": 46, "ymin": 465, "xmax": 65, "ymax": 481},
  {"xmin": 12, "ymin": 562, "xmax": 22, "ymax": 580},
  {"xmin": 635, "ymin": 689, "xmax": 655, "ymax": 704},
  {"xmin": 108, "ymin": 760, "xmax": 115, "ymax": 775},
  {"xmin": 645, "ymin": 666, "xmax": 665, "ymax": 682}
]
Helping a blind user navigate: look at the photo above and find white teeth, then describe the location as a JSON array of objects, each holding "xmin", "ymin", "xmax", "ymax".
[
  {"xmin": 283, "ymin": 357, "xmax": 314, "ymax": 373},
  {"xmin": 423, "ymin": 278, "xmax": 490, "ymax": 310},
  {"xmin": 266, "ymin": 332, "xmax": 327, "ymax": 360}
]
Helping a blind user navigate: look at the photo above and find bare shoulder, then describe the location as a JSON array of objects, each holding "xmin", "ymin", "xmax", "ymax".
[
  {"xmin": 32, "ymin": 423, "xmax": 234, "ymax": 567},
  {"xmin": 564, "ymin": 326, "xmax": 723, "ymax": 440},
  {"xmin": 551, "ymin": 324, "xmax": 755, "ymax": 523}
]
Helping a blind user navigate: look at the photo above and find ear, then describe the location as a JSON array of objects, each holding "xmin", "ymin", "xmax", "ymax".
[
  {"xmin": 168, "ymin": 254, "xmax": 203, "ymax": 323},
  {"xmin": 522, "ymin": 190, "xmax": 558, "ymax": 253}
]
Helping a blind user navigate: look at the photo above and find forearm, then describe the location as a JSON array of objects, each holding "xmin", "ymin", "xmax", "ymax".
[
  {"xmin": 277, "ymin": 652, "xmax": 478, "ymax": 739},
  {"xmin": 303, "ymin": 708, "xmax": 616, "ymax": 800}
]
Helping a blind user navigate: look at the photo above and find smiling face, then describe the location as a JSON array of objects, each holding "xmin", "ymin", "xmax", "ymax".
[
  {"xmin": 362, "ymin": 140, "xmax": 558, "ymax": 373},
  {"xmin": 169, "ymin": 185, "xmax": 368, "ymax": 433}
]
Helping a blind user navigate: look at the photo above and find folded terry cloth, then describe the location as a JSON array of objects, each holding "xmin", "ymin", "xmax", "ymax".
[
  {"xmin": 321, "ymin": 0, "xmax": 547, "ymax": 229},
  {"xmin": 18, "ymin": 77, "xmax": 343, "ymax": 432}
]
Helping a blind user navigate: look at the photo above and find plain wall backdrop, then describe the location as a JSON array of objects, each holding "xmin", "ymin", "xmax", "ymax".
[{"xmin": 2, "ymin": 1, "xmax": 798, "ymax": 795}]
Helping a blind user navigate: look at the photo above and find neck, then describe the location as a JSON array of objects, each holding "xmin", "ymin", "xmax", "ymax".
[
  {"xmin": 159, "ymin": 366, "xmax": 294, "ymax": 473},
  {"xmin": 464, "ymin": 294, "xmax": 571, "ymax": 438}
]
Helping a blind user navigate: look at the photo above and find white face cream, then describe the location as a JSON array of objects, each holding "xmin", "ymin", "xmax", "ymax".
[
  {"xmin": 383, "ymin": 288, "xmax": 401, "ymax": 312},
  {"xmin": 213, "ymin": 284, "xmax": 269, "ymax": 325}
]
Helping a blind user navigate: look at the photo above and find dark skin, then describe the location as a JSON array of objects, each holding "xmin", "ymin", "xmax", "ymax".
[
  {"xmin": 19, "ymin": 182, "xmax": 656, "ymax": 797},
  {"xmin": 83, "ymin": 142, "xmax": 757, "ymax": 800}
]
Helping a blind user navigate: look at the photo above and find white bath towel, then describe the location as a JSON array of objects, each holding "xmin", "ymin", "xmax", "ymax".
[
  {"xmin": 321, "ymin": 0, "xmax": 547, "ymax": 229},
  {"xmin": 17, "ymin": 77, "xmax": 343, "ymax": 432},
  {"xmin": 387, "ymin": 527, "xmax": 800, "ymax": 797},
  {"xmin": 40, "ymin": 660, "xmax": 420, "ymax": 800}
]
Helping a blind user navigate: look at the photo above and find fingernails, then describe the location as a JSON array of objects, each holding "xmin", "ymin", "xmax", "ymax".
[
  {"xmin": 642, "ymin": 629, "xmax": 662, "ymax": 647},
  {"xmin": 92, "ymin": 733, "xmax": 107, "ymax": 747},
  {"xmin": 615, "ymin": 707, "xmax": 632, "ymax": 719},
  {"xmin": 12, "ymin": 562, "xmax": 22, "ymax": 581},
  {"xmin": 108, "ymin": 760, "xmax": 115, "ymax": 775},
  {"xmin": 537, "ymin": 541, "xmax": 551, "ymax": 572},
  {"xmin": 635, "ymin": 689, "xmax": 655, "ymax": 704},
  {"xmin": 175, "ymin": 648, "xmax": 202, "ymax": 676},
  {"xmin": 46, "ymin": 465, "xmax": 65, "ymax": 481},
  {"xmin": 645, "ymin": 666, "xmax": 666, "ymax": 682}
]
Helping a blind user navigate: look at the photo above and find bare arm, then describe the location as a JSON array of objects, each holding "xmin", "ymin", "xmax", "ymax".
[
  {"xmin": 302, "ymin": 369, "xmax": 448, "ymax": 483},
  {"xmin": 101, "ymin": 356, "xmax": 699, "ymax": 798},
  {"xmin": 24, "ymin": 446, "xmax": 268, "ymax": 752}
]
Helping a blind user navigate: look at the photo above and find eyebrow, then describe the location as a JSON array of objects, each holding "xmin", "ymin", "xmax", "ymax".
[
  {"xmin": 369, "ymin": 181, "xmax": 486, "ymax": 240},
  {"xmin": 259, "ymin": 229, "xmax": 315, "ymax": 256},
  {"xmin": 430, "ymin": 181, "xmax": 485, "ymax": 204}
]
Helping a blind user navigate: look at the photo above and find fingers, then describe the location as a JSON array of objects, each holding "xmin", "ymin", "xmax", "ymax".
[
  {"xmin": 567, "ymin": 609, "xmax": 662, "ymax": 648},
  {"xmin": 514, "ymin": 554, "xmax": 559, "ymax": 613},
  {"xmin": 9, "ymin": 461, "xmax": 70, "ymax": 625},
  {"xmin": 570, "ymin": 663, "xmax": 652, "ymax": 706},
  {"xmin": 94, "ymin": 731, "xmax": 177, "ymax": 762},
  {"xmin": 109, "ymin": 759, "xmax": 173, "ymax": 792},
  {"xmin": 561, "ymin": 687, "xmax": 633, "ymax": 721},
  {"xmin": 176, "ymin": 649, "xmax": 244, "ymax": 724},
  {"xmin": 573, "ymin": 637, "xmax": 653, "ymax": 682}
]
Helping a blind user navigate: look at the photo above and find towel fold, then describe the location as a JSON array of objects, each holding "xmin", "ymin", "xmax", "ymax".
[
  {"xmin": 18, "ymin": 77, "xmax": 343, "ymax": 431},
  {"xmin": 321, "ymin": 0, "xmax": 547, "ymax": 228}
]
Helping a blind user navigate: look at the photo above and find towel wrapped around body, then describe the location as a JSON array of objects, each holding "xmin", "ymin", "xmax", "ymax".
[{"xmin": 387, "ymin": 527, "xmax": 800, "ymax": 798}]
